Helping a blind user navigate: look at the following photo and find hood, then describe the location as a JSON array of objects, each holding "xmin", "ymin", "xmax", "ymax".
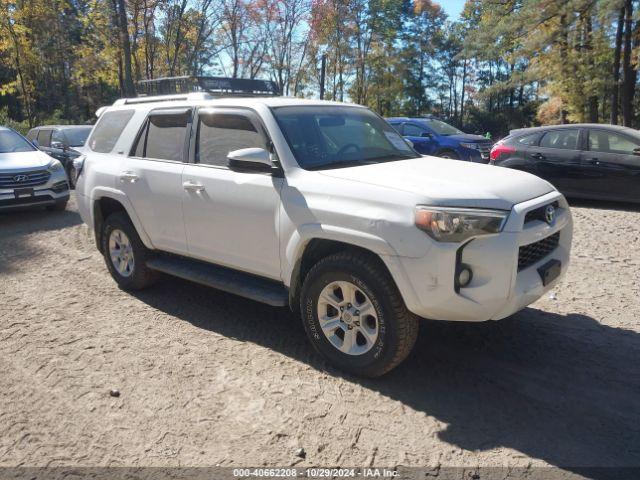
[
  {"xmin": 446, "ymin": 133, "xmax": 490, "ymax": 143},
  {"xmin": 318, "ymin": 156, "xmax": 555, "ymax": 210},
  {"xmin": 0, "ymin": 150, "xmax": 54, "ymax": 171}
]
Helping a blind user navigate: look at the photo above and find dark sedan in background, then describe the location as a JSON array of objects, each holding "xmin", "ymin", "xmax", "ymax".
[
  {"xmin": 27, "ymin": 125, "xmax": 92, "ymax": 185},
  {"xmin": 490, "ymin": 124, "xmax": 640, "ymax": 203}
]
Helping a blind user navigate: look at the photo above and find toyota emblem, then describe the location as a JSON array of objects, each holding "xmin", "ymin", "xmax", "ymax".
[
  {"xmin": 13, "ymin": 174, "xmax": 29, "ymax": 183},
  {"xmin": 545, "ymin": 205, "xmax": 556, "ymax": 225}
]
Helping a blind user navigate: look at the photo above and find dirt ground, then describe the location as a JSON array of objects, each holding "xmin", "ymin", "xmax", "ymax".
[{"xmin": 0, "ymin": 195, "xmax": 639, "ymax": 475}]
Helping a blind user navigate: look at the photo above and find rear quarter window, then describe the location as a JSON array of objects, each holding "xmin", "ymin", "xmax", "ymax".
[
  {"xmin": 516, "ymin": 133, "xmax": 540, "ymax": 145},
  {"xmin": 88, "ymin": 109, "xmax": 135, "ymax": 153}
]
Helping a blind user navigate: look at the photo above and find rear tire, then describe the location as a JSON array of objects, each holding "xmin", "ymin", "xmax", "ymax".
[
  {"xmin": 101, "ymin": 211, "xmax": 158, "ymax": 290},
  {"xmin": 300, "ymin": 250, "xmax": 419, "ymax": 378}
]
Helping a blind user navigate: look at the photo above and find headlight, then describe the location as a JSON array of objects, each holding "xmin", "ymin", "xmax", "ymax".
[
  {"xmin": 48, "ymin": 159, "xmax": 63, "ymax": 172},
  {"xmin": 459, "ymin": 142, "xmax": 480, "ymax": 150},
  {"xmin": 415, "ymin": 206, "xmax": 508, "ymax": 242}
]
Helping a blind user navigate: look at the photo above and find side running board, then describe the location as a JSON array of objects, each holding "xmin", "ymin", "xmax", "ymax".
[{"xmin": 146, "ymin": 254, "xmax": 289, "ymax": 307}]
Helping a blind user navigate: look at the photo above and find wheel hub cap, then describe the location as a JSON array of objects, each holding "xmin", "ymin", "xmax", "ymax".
[
  {"xmin": 317, "ymin": 281, "xmax": 379, "ymax": 356},
  {"xmin": 108, "ymin": 229, "xmax": 135, "ymax": 278}
]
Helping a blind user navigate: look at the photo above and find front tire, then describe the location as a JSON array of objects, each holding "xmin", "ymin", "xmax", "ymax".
[
  {"xmin": 437, "ymin": 150, "xmax": 459, "ymax": 159},
  {"xmin": 101, "ymin": 212, "xmax": 158, "ymax": 290},
  {"xmin": 300, "ymin": 251, "xmax": 419, "ymax": 377}
]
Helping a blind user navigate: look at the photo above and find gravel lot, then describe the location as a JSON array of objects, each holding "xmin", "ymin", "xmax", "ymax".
[{"xmin": 1, "ymin": 195, "xmax": 639, "ymax": 475}]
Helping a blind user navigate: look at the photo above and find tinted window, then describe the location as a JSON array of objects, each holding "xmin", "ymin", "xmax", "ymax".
[
  {"xmin": 88, "ymin": 110, "xmax": 135, "ymax": 153},
  {"xmin": 588, "ymin": 130, "xmax": 640, "ymax": 155},
  {"xmin": 517, "ymin": 133, "xmax": 540, "ymax": 145},
  {"xmin": 421, "ymin": 118, "xmax": 463, "ymax": 136},
  {"xmin": 272, "ymin": 106, "xmax": 416, "ymax": 170},
  {"xmin": 37, "ymin": 129, "xmax": 52, "ymax": 147},
  {"xmin": 404, "ymin": 124, "xmax": 427, "ymax": 136},
  {"xmin": 539, "ymin": 130, "xmax": 579, "ymax": 150},
  {"xmin": 132, "ymin": 110, "xmax": 190, "ymax": 161},
  {"xmin": 64, "ymin": 127, "xmax": 92, "ymax": 147},
  {"xmin": 388, "ymin": 122, "xmax": 402, "ymax": 133},
  {"xmin": 51, "ymin": 129, "xmax": 66, "ymax": 146},
  {"xmin": 197, "ymin": 113, "xmax": 265, "ymax": 167},
  {"xmin": 0, "ymin": 130, "xmax": 37, "ymax": 154}
]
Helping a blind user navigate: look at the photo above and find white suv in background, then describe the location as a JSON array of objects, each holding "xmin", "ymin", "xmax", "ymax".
[{"xmin": 75, "ymin": 84, "xmax": 572, "ymax": 377}]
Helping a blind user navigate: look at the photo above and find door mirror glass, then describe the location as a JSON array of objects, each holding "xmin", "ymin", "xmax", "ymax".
[{"xmin": 227, "ymin": 147, "xmax": 273, "ymax": 173}]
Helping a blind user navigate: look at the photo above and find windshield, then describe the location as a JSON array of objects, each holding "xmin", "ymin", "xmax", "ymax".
[
  {"xmin": 422, "ymin": 118, "xmax": 464, "ymax": 136},
  {"xmin": 0, "ymin": 130, "xmax": 36, "ymax": 154},
  {"xmin": 64, "ymin": 127, "xmax": 92, "ymax": 147},
  {"xmin": 272, "ymin": 106, "xmax": 417, "ymax": 170}
]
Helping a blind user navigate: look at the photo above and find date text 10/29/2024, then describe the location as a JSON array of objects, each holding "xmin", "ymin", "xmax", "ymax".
[{"xmin": 232, "ymin": 468, "xmax": 399, "ymax": 478}]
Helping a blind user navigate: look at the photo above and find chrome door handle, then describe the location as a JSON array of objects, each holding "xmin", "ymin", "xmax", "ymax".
[
  {"xmin": 183, "ymin": 181, "xmax": 205, "ymax": 192},
  {"xmin": 119, "ymin": 171, "xmax": 139, "ymax": 183}
]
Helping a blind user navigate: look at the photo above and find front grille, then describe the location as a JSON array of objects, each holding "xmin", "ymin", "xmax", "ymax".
[
  {"xmin": 518, "ymin": 232, "xmax": 560, "ymax": 271},
  {"xmin": 525, "ymin": 201, "xmax": 560, "ymax": 225},
  {"xmin": 0, "ymin": 170, "xmax": 51, "ymax": 189}
]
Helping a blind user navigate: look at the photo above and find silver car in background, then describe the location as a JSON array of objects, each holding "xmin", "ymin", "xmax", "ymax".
[{"xmin": 0, "ymin": 127, "xmax": 70, "ymax": 212}]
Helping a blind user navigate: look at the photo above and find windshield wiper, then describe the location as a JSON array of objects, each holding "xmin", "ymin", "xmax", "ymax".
[
  {"xmin": 308, "ymin": 154, "xmax": 416, "ymax": 171},
  {"xmin": 307, "ymin": 160, "xmax": 368, "ymax": 171}
]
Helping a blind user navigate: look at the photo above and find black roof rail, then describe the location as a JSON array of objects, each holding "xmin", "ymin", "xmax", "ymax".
[{"xmin": 136, "ymin": 76, "xmax": 280, "ymax": 97}]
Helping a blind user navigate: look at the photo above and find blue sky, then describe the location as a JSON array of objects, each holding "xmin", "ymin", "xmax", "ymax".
[{"xmin": 440, "ymin": 0, "xmax": 466, "ymax": 20}]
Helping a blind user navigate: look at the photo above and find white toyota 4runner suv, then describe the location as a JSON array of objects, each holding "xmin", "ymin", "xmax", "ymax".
[{"xmin": 76, "ymin": 85, "xmax": 572, "ymax": 377}]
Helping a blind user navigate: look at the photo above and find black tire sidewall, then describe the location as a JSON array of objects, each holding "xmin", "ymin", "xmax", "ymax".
[
  {"xmin": 301, "ymin": 261, "xmax": 402, "ymax": 376},
  {"xmin": 438, "ymin": 150, "xmax": 458, "ymax": 159}
]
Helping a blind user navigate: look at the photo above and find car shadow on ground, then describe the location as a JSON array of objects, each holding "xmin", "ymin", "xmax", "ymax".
[
  {"xmin": 0, "ymin": 206, "xmax": 82, "ymax": 238},
  {"xmin": 0, "ymin": 207, "xmax": 83, "ymax": 273},
  {"xmin": 133, "ymin": 277, "xmax": 640, "ymax": 477},
  {"xmin": 567, "ymin": 198, "xmax": 640, "ymax": 213}
]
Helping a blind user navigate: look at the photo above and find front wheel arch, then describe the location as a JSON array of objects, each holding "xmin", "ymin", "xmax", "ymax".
[{"xmin": 288, "ymin": 239, "xmax": 397, "ymax": 313}]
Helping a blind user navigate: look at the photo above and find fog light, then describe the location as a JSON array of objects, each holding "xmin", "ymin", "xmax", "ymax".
[{"xmin": 457, "ymin": 266, "xmax": 473, "ymax": 288}]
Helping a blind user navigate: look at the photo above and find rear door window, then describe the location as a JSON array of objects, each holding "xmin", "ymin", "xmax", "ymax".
[
  {"xmin": 88, "ymin": 109, "xmax": 135, "ymax": 153},
  {"xmin": 131, "ymin": 108, "xmax": 191, "ymax": 161},
  {"xmin": 539, "ymin": 130, "xmax": 580, "ymax": 151},
  {"xmin": 37, "ymin": 129, "xmax": 52, "ymax": 148}
]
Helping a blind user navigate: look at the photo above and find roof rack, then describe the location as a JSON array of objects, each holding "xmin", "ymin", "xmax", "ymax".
[
  {"xmin": 136, "ymin": 76, "xmax": 280, "ymax": 97},
  {"xmin": 112, "ymin": 92, "xmax": 212, "ymax": 107}
]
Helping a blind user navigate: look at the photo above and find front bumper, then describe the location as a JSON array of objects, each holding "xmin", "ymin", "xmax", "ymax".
[
  {"xmin": 383, "ymin": 191, "xmax": 572, "ymax": 322},
  {"xmin": 0, "ymin": 169, "xmax": 70, "ymax": 211}
]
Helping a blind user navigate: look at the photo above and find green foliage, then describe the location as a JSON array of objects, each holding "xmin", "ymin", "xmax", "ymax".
[
  {"xmin": 0, "ymin": 107, "xmax": 30, "ymax": 135},
  {"xmin": 0, "ymin": 0, "xmax": 637, "ymax": 132}
]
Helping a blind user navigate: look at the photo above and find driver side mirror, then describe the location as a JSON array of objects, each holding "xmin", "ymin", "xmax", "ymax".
[
  {"xmin": 421, "ymin": 132, "xmax": 433, "ymax": 138},
  {"xmin": 51, "ymin": 141, "xmax": 67, "ymax": 151},
  {"xmin": 227, "ymin": 148, "xmax": 274, "ymax": 173},
  {"xmin": 633, "ymin": 147, "xmax": 640, "ymax": 156}
]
